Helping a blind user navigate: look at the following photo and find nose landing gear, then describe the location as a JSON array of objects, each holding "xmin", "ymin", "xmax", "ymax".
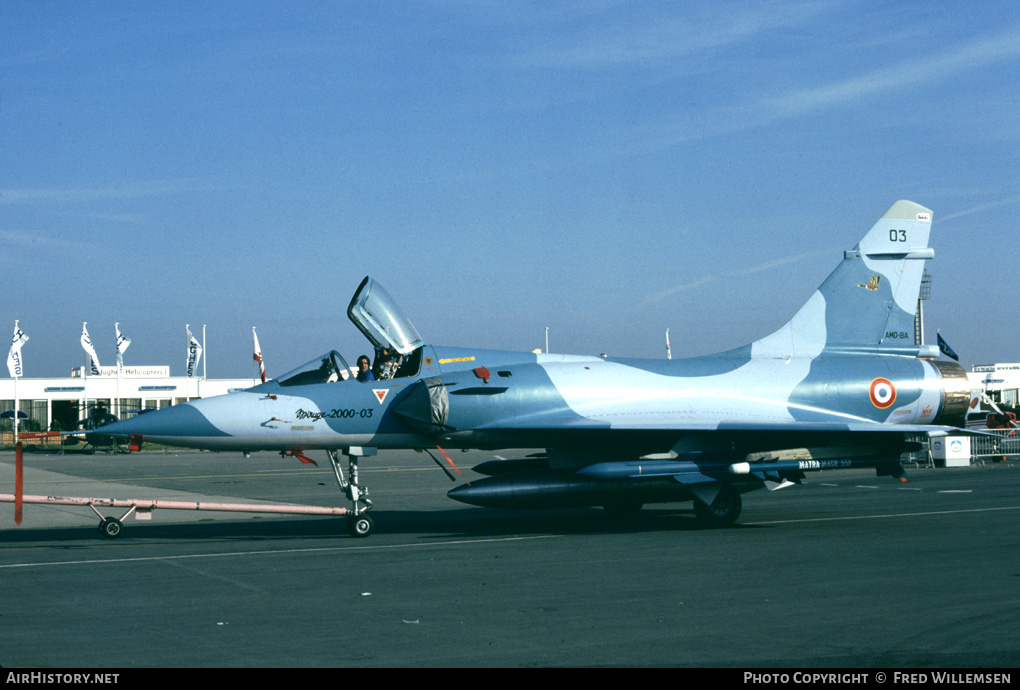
[{"xmin": 328, "ymin": 447, "xmax": 377, "ymax": 537}]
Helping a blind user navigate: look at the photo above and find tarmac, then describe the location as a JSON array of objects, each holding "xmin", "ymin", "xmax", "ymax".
[{"xmin": 1, "ymin": 446, "xmax": 1018, "ymax": 668}]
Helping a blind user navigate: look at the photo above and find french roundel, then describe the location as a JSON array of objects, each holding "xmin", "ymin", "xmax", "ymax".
[{"xmin": 869, "ymin": 378, "xmax": 897, "ymax": 409}]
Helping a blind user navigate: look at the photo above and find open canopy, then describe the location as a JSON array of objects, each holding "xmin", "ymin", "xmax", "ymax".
[{"xmin": 347, "ymin": 277, "xmax": 424, "ymax": 356}]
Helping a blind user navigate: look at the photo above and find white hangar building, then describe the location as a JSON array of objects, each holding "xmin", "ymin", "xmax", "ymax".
[{"xmin": 1, "ymin": 366, "xmax": 257, "ymax": 439}]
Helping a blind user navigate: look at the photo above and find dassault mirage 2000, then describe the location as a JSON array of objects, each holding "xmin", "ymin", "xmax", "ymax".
[{"xmin": 102, "ymin": 200, "xmax": 972, "ymax": 537}]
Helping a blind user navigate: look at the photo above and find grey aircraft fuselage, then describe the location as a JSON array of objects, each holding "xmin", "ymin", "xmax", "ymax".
[{"xmin": 139, "ymin": 343, "xmax": 966, "ymax": 456}]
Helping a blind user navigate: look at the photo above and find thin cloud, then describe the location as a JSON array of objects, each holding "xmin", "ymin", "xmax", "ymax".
[
  {"xmin": 0, "ymin": 230, "xmax": 86, "ymax": 252},
  {"xmin": 0, "ymin": 179, "xmax": 212, "ymax": 205},
  {"xmin": 63, "ymin": 211, "xmax": 149, "ymax": 224},
  {"xmin": 938, "ymin": 194, "xmax": 1020, "ymax": 223},
  {"xmin": 721, "ymin": 250, "xmax": 826, "ymax": 278},
  {"xmin": 630, "ymin": 25, "xmax": 1020, "ymax": 155},
  {"xmin": 761, "ymin": 28, "xmax": 1020, "ymax": 121},
  {"xmin": 518, "ymin": 2, "xmax": 835, "ymax": 71},
  {"xmin": 642, "ymin": 275, "xmax": 720, "ymax": 306},
  {"xmin": 642, "ymin": 249, "xmax": 823, "ymax": 306}
]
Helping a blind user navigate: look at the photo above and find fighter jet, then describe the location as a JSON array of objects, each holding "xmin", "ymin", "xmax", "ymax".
[{"xmin": 102, "ymin": 200, "xmax": 972, "ymax": 537}]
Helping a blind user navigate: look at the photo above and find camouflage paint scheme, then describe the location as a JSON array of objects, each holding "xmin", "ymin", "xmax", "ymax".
[{"xmin": 102, "ymin": 201, "xmax": 972, "ymax": 531}]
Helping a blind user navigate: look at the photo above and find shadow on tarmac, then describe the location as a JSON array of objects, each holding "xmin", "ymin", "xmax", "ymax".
[{"xmin": 0, "ymin": 504, "xmax": 769, "ymax": 544}]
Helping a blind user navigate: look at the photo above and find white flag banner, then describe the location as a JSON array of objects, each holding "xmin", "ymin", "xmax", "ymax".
[
  {"xmin": 186, "ymin": 325, "xmax": 203, "ymax": 378},
  {"xmin": 7, "ymin": 322, "xmax": 28, "ymax": 378},
  {"xmin": 81, "ymin": 322, "xmax": 100, "ymax": 375},
  {"xmin": 116, "ymin": 323, "xmax": 132, "ymax": 375},
  {"xmin": 253, "ymin": 327, "xmax": 266, "ymax": 383}
]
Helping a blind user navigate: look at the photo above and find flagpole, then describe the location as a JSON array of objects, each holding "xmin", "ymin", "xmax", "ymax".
[
  {"xmin": 82, "ymin": 321, "xmax": 88, "ymax": 424},
  {"xmin": 12, "ymin": 366, "xmax": 17, "ymax": 445},
  {"xmin": 202, "ymin": 324, "xmax": 206, "ymax": 399},
  {"xmin": 12, "ymin": 321, "xmax": 18, "ymax": 445},
  {"xmin": 115, "ymin": 323, "xmax": 121, "ymax": 420},
  {"xmin": 8, "ymin": 321, "xmax": 29, "ymax": 445}
]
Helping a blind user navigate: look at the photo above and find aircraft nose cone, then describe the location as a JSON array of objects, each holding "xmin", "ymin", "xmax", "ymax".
[{"xmin": 101, "ymin": 403, "xmax": 227, "ymax": 442}]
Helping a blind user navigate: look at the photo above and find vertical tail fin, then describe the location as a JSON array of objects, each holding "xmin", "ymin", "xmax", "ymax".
[{"xmin": 753, "ymin": 201, "xmax": 934, "ymax": 358}]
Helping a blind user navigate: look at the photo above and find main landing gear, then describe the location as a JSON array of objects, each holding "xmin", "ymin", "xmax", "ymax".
[
  {"xmin": 692, "ymin": 485, "xmax": 742, "ymax": 528},
  {"xmin": 327, "ymin": 446, "xmax": 377, "ymax": 538}
]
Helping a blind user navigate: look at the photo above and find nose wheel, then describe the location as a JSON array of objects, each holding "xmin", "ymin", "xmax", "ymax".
[
  {"xmin": 328, "ymin": 447, "xmax": 378, "ymax": 537},
  {"xmin": 346, "ymin": 514, "xmax": 374, "ymax": 538}
]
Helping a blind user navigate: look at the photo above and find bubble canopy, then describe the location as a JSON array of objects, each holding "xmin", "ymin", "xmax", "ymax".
[{"xmin": 347, "ymin": 277, "xmax": 424, "ymax": 355}]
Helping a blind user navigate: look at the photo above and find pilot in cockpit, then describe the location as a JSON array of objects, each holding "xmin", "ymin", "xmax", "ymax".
[{"xmin": 356, "ymin": 355, "xmax": 375, "ymax": 382}]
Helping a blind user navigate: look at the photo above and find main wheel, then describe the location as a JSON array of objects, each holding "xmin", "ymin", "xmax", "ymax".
[
  {"xmin": 693, "ymin": 487, "xmax": 742, "ymax": 528},
  {"xmin": 99, "ymin": 517, "xmax": 123, "ymax": 539},
  {"xmin": 346, "ymin": 514, "xmax": 374, "ymax": 538}
]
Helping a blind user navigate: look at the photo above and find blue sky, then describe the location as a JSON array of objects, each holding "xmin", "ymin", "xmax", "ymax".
[{"xmin": 3, "ymin": 1, "xmax": 1019, "ymax": 379}]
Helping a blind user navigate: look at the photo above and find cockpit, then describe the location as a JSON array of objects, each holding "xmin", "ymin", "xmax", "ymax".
[{"xmin": 271, "ymin": 277, "xmax": 426, "ymax": 389}]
